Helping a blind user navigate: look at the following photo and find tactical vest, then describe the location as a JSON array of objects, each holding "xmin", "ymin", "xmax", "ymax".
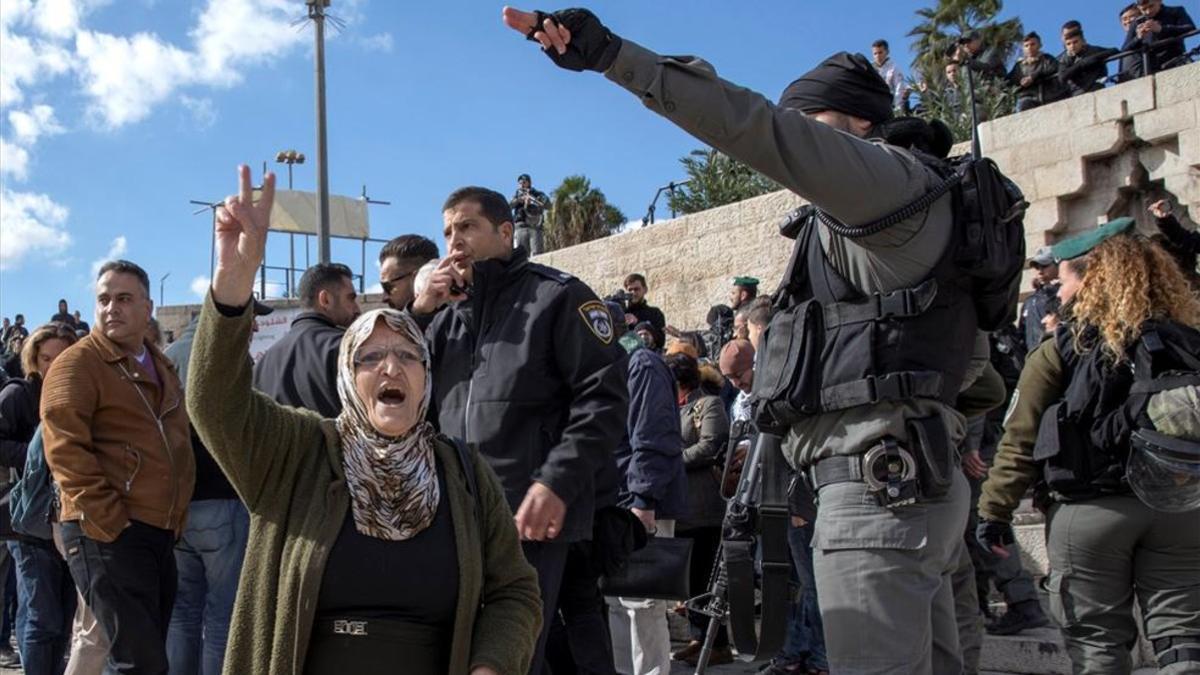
[
  {"xmin": 1032, "ymin": 327, "xmax": 1132, "ymax": 501},
  {"xmin": 1034, "ymin": 320, "xmax": 1200, "ymax": 502},
  {"xmin": 754, "ymin": 204, "xmax": 978, "ymax": 431}
]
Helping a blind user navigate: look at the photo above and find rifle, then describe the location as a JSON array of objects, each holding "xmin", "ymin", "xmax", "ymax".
[{"xmin": 688, "ymin": 412, "xmax": 793, "ymax": 673}]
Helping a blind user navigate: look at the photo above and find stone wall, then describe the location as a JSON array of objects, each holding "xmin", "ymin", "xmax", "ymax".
[{"xmin": 535, "ymin": 63, "xmax": 1200, "ymax": 328}]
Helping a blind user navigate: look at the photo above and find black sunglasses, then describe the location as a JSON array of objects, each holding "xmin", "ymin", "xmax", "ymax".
[{"xmin": 380, "ymin": 271, "xmax": 415, "ymax": 295}]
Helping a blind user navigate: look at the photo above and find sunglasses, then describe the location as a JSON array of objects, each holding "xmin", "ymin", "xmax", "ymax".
[
  {"xmin": 380, "ymin": 270, "xmax": 415, "ymax": 295},
  {"xmin": 353, "ymin": 345, "xmax": 422, "ymax": 370}
]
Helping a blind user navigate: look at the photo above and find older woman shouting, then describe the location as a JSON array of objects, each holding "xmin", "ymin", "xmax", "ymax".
[{"xmin": 187, "ymin": 166, "xmax": 541, "ymax": 675}]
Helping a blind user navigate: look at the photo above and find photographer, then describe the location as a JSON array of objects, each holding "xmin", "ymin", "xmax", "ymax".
[
  {"xmin": 511, "ymin": 174, "xmax": 550, "ymax": 255},
  {"xmin": 502, "ymin": 9, "xmax": 987, "ymax": 672},
  {"xmin": 621, "ymin": 274, "xmax": 665, "ymax": 331},
  {"xmin": 1120, "ymin": 0, "xmax": 1196, "ymax": 78}
]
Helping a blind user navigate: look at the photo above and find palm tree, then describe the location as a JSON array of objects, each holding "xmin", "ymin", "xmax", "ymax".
[
  {"xmin": 666, "ymin": 148, "xmax": 781, "ymax": 216},
  {"xmin": 544, "ymin": 175, "xmax": 626, "ymax": 251},
  {"xmin": 907, "ymin": 0, "xmax": 1022, "ymax": 142}
]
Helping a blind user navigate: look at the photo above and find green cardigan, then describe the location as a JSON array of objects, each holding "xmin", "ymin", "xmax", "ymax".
[{"xmin": 186, "ymin": 295, "xmax": 542, "ymax": 674}]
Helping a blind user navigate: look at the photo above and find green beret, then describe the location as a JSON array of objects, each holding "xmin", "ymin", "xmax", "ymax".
[
  {"xmin": 1051, "ymin": 217, "xmax": 1136, "ymax": 262},
  {"xmin": 732, "ymin": 276, "xmax": 760, "ymax": 288}
]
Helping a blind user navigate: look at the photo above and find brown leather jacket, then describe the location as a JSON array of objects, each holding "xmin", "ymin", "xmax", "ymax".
[{"xmin": 41, "ymin": 330, "xmax": 195, "ymax": 542}]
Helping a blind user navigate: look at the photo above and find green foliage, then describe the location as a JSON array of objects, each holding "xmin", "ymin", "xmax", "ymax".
[
  {"xmin": 906, "ymin": 0, "xmax": 1022, "ymax": 142},
  {"xmin": 666, "ymin": 149, "xmax": 781, "ymax": 216},
  {"xmin": 544, "ymin": 175, "xmax": 626, "ymax": 252}
]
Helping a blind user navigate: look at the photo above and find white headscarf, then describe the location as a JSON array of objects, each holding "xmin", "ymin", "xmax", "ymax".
[{"xmin": 334, "ymin": 309, "xmax": 439, "ymax": 541}]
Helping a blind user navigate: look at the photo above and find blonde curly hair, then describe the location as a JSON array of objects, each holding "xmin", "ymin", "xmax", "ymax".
[{"xmin": 1069, "ymin": 234, "xmax": 1200, "ymax": 363}]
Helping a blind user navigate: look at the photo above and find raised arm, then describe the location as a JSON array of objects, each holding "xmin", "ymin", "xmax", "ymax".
[
  {"xmin": 501, "ymin": 7, "xmax": 929, "ymax": 229},
  {"xmin": 187, "ymin": 165, "xmax": 325, "ymax": 510}
]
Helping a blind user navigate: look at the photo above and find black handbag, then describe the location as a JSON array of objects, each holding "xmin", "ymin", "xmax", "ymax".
[{"xmin": 598, "ymin": 536, "xmax": 694, "ymax": 600}]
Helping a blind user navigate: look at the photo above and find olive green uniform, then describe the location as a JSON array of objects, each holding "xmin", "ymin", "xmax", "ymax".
[
  {"xmin": 605, "ymin": 40, "xmax": 971, "ymax": 673},
  {"xmin": 979, "ymin": 338, "xmax": 1200, "ymax": 674}
]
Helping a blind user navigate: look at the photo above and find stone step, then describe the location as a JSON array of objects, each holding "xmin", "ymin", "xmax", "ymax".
[{"xmin": 979, "ymin": 627, "xmax": 1072, "ymax": 674}]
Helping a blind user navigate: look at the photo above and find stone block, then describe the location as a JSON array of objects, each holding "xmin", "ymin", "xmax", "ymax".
[
  {"xmin": 988, "ymin": 95, "xmax": 1097, "ymax": 149},
  {"xmin": 1024, "ymin": 198, "xmax": 1065, "ymax": 238},
  {"xmin": 1015, "ymin": 521, "xmax": 1049, "ymax": 578},
  {"xmin": 1034, "ymin": 160, "xmax": 1087, "ymax": 199},
  {"xmin": 1179, "ymin": 127, "xmax": 1200, "ymax": 169},
  {"xmin": 1134, "ymin": 100, "xmax": 1197, "ymax": 143},
  {"xmin": 1154, "ymin": 61, "xmax": 1200, "ymax": 107},
  {"xmin": 1070, "ymin": 121, "xmax": 1127, "ymax": 159},
  {"xmin": 1095, "ymin": 76, "xmax": 1156, "ymax": 122}
]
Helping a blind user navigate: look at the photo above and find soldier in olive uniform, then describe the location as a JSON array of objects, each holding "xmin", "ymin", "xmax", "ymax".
[
  {"xmin": 503, "ymin": 8, "xmax": 996, "ymax": 672},
  {"xmin": 977, "ymin": 219, "xmax": 1200, "ymax": 674}
]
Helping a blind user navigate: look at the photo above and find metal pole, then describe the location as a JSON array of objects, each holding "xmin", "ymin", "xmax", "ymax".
[
  {"xmin": 310, "ymin": 1, "xmax": 332, "ymax": 264},
  {"xmin": 159, "ymin": 272, "xmax": 170, "ymax": 307},
  {"xmin": 289, "ymin": 233, "xmax": 296, "ymax": 297},
  {"xmin": 963, "ymin": 58, "xmax": 983, "ymax": 159},
  {"xmin": 360, "ymin": 240, "xmax": 366, "ymax": 293}
]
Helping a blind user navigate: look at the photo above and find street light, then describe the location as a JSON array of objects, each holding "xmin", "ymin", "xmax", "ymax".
[
  {"xmin": 307, "ymin": 0, "xmax": 332, "ymax": 264},
  {"xmin": 275, "ymin": 149, "xmax": 306, "ymax": 190},
  {"xmin": 159, "ymin": 272, "xmax": 170, "ymax": 308},
  {"xmin": 276, "ymin": 149, "xmax": 307, "ymax": 297}
]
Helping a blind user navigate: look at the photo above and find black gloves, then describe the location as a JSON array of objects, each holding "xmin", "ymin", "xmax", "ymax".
[
  {"xmin": 976, "ymin": 519, "xmax": 1015, "ymax": 552},
  {"xmin": 528, "ymin": 8, "xmax": 623, "ymax": 72}
]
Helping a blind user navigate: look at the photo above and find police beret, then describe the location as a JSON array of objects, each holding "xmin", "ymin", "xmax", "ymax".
[
  {"xmin": 1051, "ymin": 217, "xmax": 1136, "ymax": 262},
  {"xmin": 732, "ymin": 276, "xmax": 760, "ymax": 288}
]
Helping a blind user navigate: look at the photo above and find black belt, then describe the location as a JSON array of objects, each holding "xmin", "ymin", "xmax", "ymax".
[{"xmin": 809, "ymin": 440, "xmax": 920, "ymax": 508}]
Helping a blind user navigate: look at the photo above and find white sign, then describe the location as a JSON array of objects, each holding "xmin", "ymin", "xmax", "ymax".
[{"xmin": 249, "ymin": 308, "xmax": 302, "ymax": 364}]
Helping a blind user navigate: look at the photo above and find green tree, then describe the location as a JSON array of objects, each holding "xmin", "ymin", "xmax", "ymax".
[
  {"xmin": 544, "ymin": 175, "xmax": 626, "ymax": 251},
  {"xmin": 906, "ymin": 0, "xmax": 1022, "ymax": 142},
  {"xmin": 666, "ymin": 148, "xmax": 781, "ymax": 216}
]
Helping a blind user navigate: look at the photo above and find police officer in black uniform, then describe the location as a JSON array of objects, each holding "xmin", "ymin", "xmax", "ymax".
[{"xmin": 410, "ymin": 186, "xmax": 628, "ymax": 675}]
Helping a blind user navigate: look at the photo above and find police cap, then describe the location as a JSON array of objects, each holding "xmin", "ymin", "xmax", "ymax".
[{"xmin": 1051, "ymin": 217, "xmax": 1136, "ymax": 262}]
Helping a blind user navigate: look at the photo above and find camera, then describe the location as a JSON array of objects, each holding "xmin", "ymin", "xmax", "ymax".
[{"xmin": 605, "ymin": 289, "xmax": 633, "ymax": 311}]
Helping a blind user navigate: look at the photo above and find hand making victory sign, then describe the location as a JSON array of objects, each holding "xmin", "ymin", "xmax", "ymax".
[{"xmin": 211, "ymin": 165, "xmax": 276, "ymax": 307}]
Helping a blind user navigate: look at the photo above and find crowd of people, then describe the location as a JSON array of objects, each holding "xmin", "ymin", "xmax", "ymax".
[
  {"xmin": 869, "ymin": 0, "xmax": 1195, "ymax": 118},
  {"xmin": 0, "ymin": 4, "xmax": 1198, "ymax": 675}
]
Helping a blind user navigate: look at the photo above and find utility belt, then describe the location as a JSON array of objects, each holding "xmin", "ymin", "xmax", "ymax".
[{"xmin": 807, "ymin": 415, "xmax": 958, "ymax": 508}]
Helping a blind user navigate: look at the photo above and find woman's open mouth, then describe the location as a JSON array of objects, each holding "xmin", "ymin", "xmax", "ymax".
[{"xmin": 377, "ymin": 386, "xmax": 406, "ymax": 406}]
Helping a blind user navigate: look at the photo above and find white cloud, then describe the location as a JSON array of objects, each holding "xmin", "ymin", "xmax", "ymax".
[
  {"xmin": 357, "ymin": 32, "xmax": 393, "ymax": 53},
  {"xmin": 89, "ymin": 235, "xmax": 128, "ymax": 278},
  {"xmin": 0, "ymin": 138, "xmax": 31, "ymax": 180},
  {"xmin": 0, "ymin": 25, "xmax": 73, "ymax": 107},
  {"xmin": 179, "ymin": 95, "xmax": 216, "ymax": 129},
  {"xmin": 189, "ymin": 275, "xmax": 211, "ymax": 298},
  {"xmin": 31, "ymin": 0, "xmax": 85, "ymax": 39},
  {"xmin": 364, "ymin": 282, "xmax": 383, "ymax": 295},
  {"xmin": 0, "ymin": 188, "xmax": 72, "ymax": 270},
  {"xmin": 74, "ymin": 29, "xmax": 197, "ymax": 129},
  {"xmin": 8, "ymin": 104, "xmax": 64, "ymax": 145}
]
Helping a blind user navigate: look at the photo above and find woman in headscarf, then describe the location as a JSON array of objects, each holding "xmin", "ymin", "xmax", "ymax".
[
  {"xmin": 0, "ymin": 322, "xmax": 78, "ymax": 675},
  {"xmin": 186, "ymin": 166, "xmax": 541, "ymax": 675}
]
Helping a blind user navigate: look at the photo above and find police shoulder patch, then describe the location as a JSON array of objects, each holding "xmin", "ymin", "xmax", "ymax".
[{"xmin": 578, "ymin": 300, "xmax": 614, "ymax": 345}]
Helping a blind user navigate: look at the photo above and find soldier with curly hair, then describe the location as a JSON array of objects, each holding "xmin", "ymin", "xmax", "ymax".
[{"xmin": 977, "ymin": 218, "xmax": 1200, "ymax": 674}]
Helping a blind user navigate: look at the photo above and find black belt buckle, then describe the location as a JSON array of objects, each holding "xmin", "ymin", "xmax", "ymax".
[{"xmin": 862, "ymin": 439, "xmax": 919, "ymax": 509}]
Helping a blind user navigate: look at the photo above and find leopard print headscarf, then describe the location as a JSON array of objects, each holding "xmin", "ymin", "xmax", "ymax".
[{"xmin": 335, "ymin": 309, "xmax": 439, "ymax": 541}]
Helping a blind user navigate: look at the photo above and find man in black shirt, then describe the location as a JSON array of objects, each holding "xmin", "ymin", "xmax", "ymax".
[
  {"xmin": 621, "ymin": 273, "xmax": 665, "ymax": 331},
  {"xmin": 1121, "ymin": 0, "xmax": 1196, "ymax": 78},
  {"xmin": 1009, "ymin": 32, "xmax": 1067, "ymax": 112},
  {"xmin": 412, "ymin": 186, "xmax": 627, "ymax": 675},
  {"xmin": 511, "ymin": 174, "xmax": 550, "ymax": 256},
  {"xmin": 253, "ymin": 262, "xmax": 360, "ymax": 417},
  {"xmin": 1058, "ymin": 21, "xmax": 1115, "ymax": 96}
]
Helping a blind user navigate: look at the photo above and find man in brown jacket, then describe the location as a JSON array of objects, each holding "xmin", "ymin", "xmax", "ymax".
[{"xmin": 43, "ymin": 259, "xmax": 195, "ymax": 674}]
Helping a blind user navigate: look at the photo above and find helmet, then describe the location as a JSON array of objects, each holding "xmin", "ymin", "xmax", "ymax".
[{"xmin": 1127, "ymin": 429, "xmax": 1200, "ymax": 513}]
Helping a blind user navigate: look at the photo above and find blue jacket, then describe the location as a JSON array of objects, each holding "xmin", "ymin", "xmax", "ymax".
[{"xmin": 615, "ymin": 348, "xmax": 687, "ymax": 520}]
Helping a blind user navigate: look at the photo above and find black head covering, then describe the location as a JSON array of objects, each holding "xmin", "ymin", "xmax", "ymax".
[{"xmin": 778, "ymin": 52, "xmax": 894, "ymax": 124}]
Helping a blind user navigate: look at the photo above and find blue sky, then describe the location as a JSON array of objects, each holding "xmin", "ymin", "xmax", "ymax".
[{"xmin": 0, "ymin": 0, "xmax": 1131, "ymax": 322}]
